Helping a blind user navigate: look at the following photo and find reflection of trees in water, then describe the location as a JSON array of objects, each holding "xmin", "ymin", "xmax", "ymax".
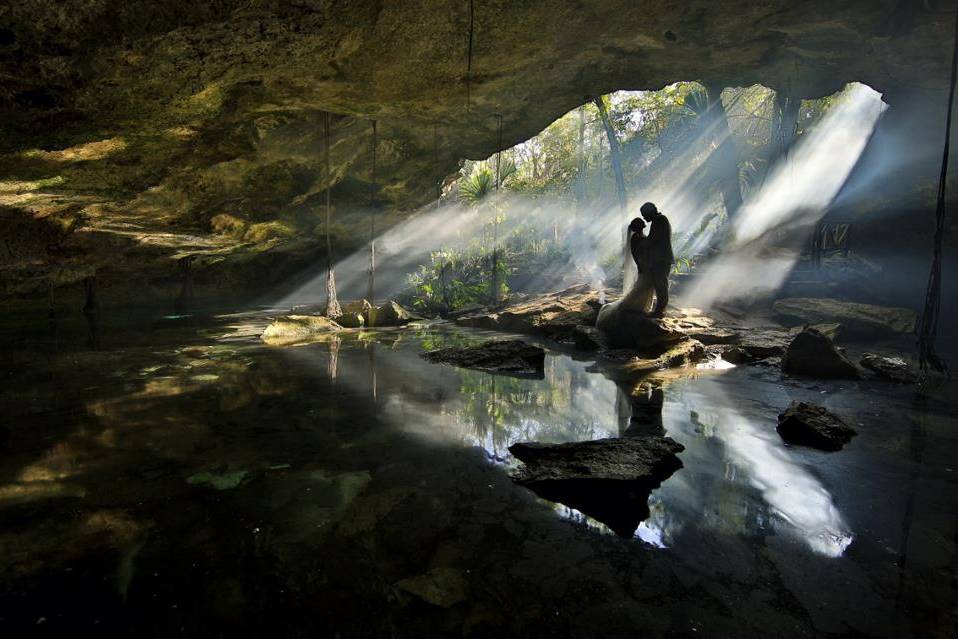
[{"xmin": 454, "ymin": 356, "xmax": 618, "ymax": 453}]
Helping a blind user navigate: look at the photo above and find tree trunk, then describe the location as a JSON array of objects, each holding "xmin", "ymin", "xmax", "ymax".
[
  {"xmin": 703, "ymin": 85, "xmax": 743, "ymax": 221},
  {"xmin": 593, "ymin": 95, "xmax": 627, "ymax": 212},
  {"xmin": 323, "ymin": 111, "xmax": 342, "ymax": 318}
]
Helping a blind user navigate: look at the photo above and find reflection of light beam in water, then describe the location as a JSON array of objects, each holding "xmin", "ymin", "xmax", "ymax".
[
  {"xmin": 640, "ymin": 382, "xmax": 853, "ymax": 557},
  {"xmin": 686, "ymin": 83, "xmax": 888, "ymax": 309}
]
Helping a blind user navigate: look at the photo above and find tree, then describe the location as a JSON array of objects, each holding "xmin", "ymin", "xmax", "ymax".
[{"xmin": 593, "ymin": 94, "xmax": 627, "ymax": 212}]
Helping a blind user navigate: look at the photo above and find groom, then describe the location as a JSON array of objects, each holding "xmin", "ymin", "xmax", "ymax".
[{"xmin": 640, "ymin": 202, "xmax": 673, "ymax": 317}]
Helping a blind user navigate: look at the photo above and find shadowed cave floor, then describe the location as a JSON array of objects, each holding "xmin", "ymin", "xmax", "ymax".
[{"xmin": 0, "ymin": 307, "xmax": 956, "ymax": 638}]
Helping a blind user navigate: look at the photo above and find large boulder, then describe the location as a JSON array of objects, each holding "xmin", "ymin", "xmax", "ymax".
[
  {"xmin": 374, "ymin": 300, "xmax": 419, "ymax": 327},
  {"xmin": 772, "ymin": 298, "xmax": 917, "ymax": 337},
  {"xmin": 860, "ymin": 353, "xmax": 918, "ymax": 383},
  {"xmin": 260, "ymin": 315, "xmax": 342, "ymax": 345},
  {"xmin": 782, "ymin": 327, "xmax": 860, "ymax": 379},
  {"xmin": 777, "ymin": 401, "xmax": 857, "ymax": 451},
  {"xmin": 509, "ymin": 436, "xmax": 685, "ymax": 537},
  {"xmin": 420, "ymin": 339, "xmax": 546, "ymax": 377},
  {"xmin": 596, "ymin": 311, "xmax": 686, "ymax": 350}
]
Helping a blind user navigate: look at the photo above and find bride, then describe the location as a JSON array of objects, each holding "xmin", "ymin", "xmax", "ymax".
[{"xmin": 596, "ymin": 217, "xmax": 654, "ymax": 333}]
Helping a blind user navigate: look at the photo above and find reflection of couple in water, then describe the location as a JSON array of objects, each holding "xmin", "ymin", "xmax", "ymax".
[{"xmin": 623, "ymin": 202, "xmax": 674, "ymax": 318}]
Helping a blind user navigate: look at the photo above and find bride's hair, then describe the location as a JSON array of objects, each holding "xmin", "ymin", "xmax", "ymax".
[{"xmin": 628, "ymin": 217, "xmax": 646, "ymax": 233}]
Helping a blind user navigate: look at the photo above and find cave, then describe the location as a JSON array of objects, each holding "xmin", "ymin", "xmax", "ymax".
[{"xmin": 2, "ymin": 2, "xmax": 957, "ymax": 637}]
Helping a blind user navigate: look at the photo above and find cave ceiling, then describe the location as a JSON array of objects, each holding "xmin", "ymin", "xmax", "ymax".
[{"xmin": 0, "ymin": 1, "xmax": 952, "ymax": 300}]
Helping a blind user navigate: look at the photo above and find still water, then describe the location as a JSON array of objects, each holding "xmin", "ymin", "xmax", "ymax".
[{"xmin": 0, "ymin": 308, "xmax": 955, "ymax": 637}]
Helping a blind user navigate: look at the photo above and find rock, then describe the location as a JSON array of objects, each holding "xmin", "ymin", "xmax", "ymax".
[
  {"xmin": 420, "ymin": 339, "xmax": 546, "ymax": 377},
  {"xmin": 186, "ymin": 470, "xmax": 248, "ymax": 490},
  {"xmin": 782, "ymin": 327, "xmax": 860, "ymax": 379},
  {"xmin": 455, "ymin": 289, "xmax": 601, "ymax": 338},
  {"xmin": 777, "ymin": 401, "xmax": 857, "ymax": 451},
  {"xmin": 335, "ymin": 312, "xmax": 365, "ymax": 328},
  {"xmin": 598, "ymin": 339, "xmax": 707, "ymax": 381},
  {"xmin": 571, "ymin": 326, "xmax": 607, "ymax": 351},
  {"xmin": 260, "ymin": 315, "xmax": 342, "ymax": 345},
  {"xmin": 736, "ymin": 328, "xmax": 792, "ymax": 360},
  {"xmin": 396, "ymin": 567, "xmax": 469, "ymax": 608},
  {"xmin": 860, "ymin": 353, "xmax": 918, "ymax": 383},
  {"xmin": 789, "ymin": 322, "xmax": 842, "ymax": 340},
  {"xmin": 509, "ymin": 436, "xmax": 685, "ymax": 537},
  {"xmin": 773, "ymin": 298, "xmax": 917, "ymax": 337},
  {"xmin": 596, "ymin": 311, "xmax": 686, "ymax": 350},
  {"xmin": 373, "ymin": 300, "xmax": 419, "ymax": 327}
]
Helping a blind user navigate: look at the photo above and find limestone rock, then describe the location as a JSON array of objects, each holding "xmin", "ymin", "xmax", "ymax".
[
  {"xmin": 773, "ymin": 298, "xmax": 917, "ymax": 336},
  {"xmin": 335, "ymin": 312, "xmax": 365, "ymax": 328},
  {"xmin": 860, "ymin": 353, "xmax": 918, "ymax": 383},
  {"xmin": 735, "ymin": 328, "xmax": 792, "ymax": 361},
  {"xmin": 596, "ymin": 310, "xmax": 686, "ymax": 350},
  {"xmin": 396, "ymin": 567, "xmax": 469, "ymax": 608},
  {"xmin": 599, "ymin": 338, "xmax": 707, "ymax": 381},
  {"xmin": 782, "ymin": 327, "xmax": 860, "ymax": 379},
  {"xmin": 456, "ymin": 289, "xmax": 601, "ymax": 338},
  {"xmin": 421, "ymin": 339, "xmax": 546, "ymax": 377},
  {"xmin": 777, "ymin": 401, "xmax": 857, "ymax": 451},
  {"xmin": 373, "ymin": 301, "xmax": 419, "ymax": 327},
  {"xmin": 571, "ymin": 326, "xmax": 607, "ymax": 351},
  {"xmin": 509, "ymin": 436, "xmax": 685, "ymax": 537},
  {"xmin": 260, "ymin": 315, "xmax": 342, "ymax": 345}
]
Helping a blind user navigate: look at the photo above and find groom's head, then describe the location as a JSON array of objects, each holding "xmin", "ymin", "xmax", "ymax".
[{"xmin": 640, "ymin": 202, "xmax": 659, "ymax": 221}]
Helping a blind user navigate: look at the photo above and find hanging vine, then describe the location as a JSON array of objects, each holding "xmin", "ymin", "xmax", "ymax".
[{"xmin": 916, "ymin": 8, "xmax": 957, "ymax": 375}]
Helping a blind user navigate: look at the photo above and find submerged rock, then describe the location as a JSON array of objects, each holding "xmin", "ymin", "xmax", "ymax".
[
  {"xmin": 509, "ymin": 436, "xmax": 685, "ymax": 537},
  {"xmin": 261, "ymin": 315, "xmax": 342, "ymax": 345},
  {"xmin": 860, "ymin": 353, "xmax": 918, "ymax": 383},
  {"xmin": 421, "ymin": 339, "xmax": 546, "ymax": 377},
  {"xmin": 773, "ymin": 298, "xmax": 917, "ymax": 336},
  {"xmin": 777, "ymin": 401, "xmax": 857, "ymax": 451},
  {"xmin": 782, "ymin": 327, "xmax": 860, "ymax": 379}
]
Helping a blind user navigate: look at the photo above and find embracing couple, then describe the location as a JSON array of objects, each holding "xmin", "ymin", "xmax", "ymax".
[{"xmin": 626, "ymin": 202, "xmax": 673, "ymax": 318}]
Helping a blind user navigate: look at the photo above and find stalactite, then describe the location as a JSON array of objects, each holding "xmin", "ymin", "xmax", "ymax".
[
  {"xmin": 916, "ymin": 8, "xmax": 957, "ymax": 374},
  {"xmin": 323, "ymin": 111, "xmax": 342, "ymax": 318}
]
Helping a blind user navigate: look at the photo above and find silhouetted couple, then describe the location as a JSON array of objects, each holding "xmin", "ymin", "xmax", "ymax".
[{"xmin": 629, "ymin": 202, "xmax": 674, "ymax": 317}]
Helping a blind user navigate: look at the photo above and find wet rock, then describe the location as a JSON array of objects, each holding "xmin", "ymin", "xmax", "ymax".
[
  {"xmin": 860, "ymin": 353, "xmax": 918, "ymax": 383},
  {"xmin": 260, "ymin": 315, "xmax": 342, "ymax": 345},
  {"xmin": 782, "ymin": 327, "xmax": 860, "ymax": 379},
  {"xmin": 773, "ymin": 298, "xmax": 917, "ymax": 336},
  {"xmin": 456, "ymin": 287, "xmax": 602, "ymax": 338},
  {"xmin": 373, "ymin": 300, "xmax": 419, "ymax": 327},
  {"xmin": 509, "ymin": 436, "xmax": 685, "ymax": 537},
  {"xmin": 186, "ymin": 470, "xmax": 248, "ymax": 490},
  {"xmin": 735, "ymin": 328, "xmax": 792, "ymax": 361},
  {"xmin": 789, "ymin": 322, "xmax": 842, "ymax": 341},
  {"xmin": 777, "ymin": 401, "xmax": 857, "ymax": 451},
  {"xmin": 421, "ymin": 339, "xmax": 546, "ymax": 377},
  {"xmin": 571, "ymin": 326, "xmax": 607, "ymax": 351},
  {"xmin": 599, "ymin": 338, "xmax": 707, "ymax": 381},
  {"xmin": 335, "ymin": 312, "xmax": 366, "ymax": 328}
]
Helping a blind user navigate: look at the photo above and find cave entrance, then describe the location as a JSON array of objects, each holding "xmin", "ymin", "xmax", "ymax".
[{"xmin": 394, "ymin": 81, "xmax": 888, "ymax": 316}]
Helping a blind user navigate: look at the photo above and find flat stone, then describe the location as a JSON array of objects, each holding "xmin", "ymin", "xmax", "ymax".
[
  {"xmin": 509, "ymin": 436, "xmax": 685, "ymax": 537},
  {"xmin": 598, "ymin": 338, "xmax": 707, "ymax": 381},
  {"xmin": 773, "ymin": 298, "xmax": 917, "ymax": 336},
  {"xmin": 260, "ymin": 315, "xmax": 342, "ymax": 345},
  {"xmin": 777, "ymin": 401, "xmax": 857, "ymax": 451},
  {"xmin": 860, "ymin": 353, "xmax": 918, "ymax": 383},
  {"xmin": 782, "ymin": 327, "xmax": 860, "ymax": 379},
  {"xmin": 456, "ymin": 288, "xmax": 602, "ymax": 338},
  {"xmin": 421, "ymin": 339, "xmax": 546, "ymax": 377},
  {"xmin": 735, "ymin": 328, "xmax": 793, "ymax": 361}
]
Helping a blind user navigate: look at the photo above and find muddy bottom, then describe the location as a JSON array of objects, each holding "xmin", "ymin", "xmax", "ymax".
[{"xmin": 0, "ymin": 307, "xmax": 956, "ymax": 638}]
